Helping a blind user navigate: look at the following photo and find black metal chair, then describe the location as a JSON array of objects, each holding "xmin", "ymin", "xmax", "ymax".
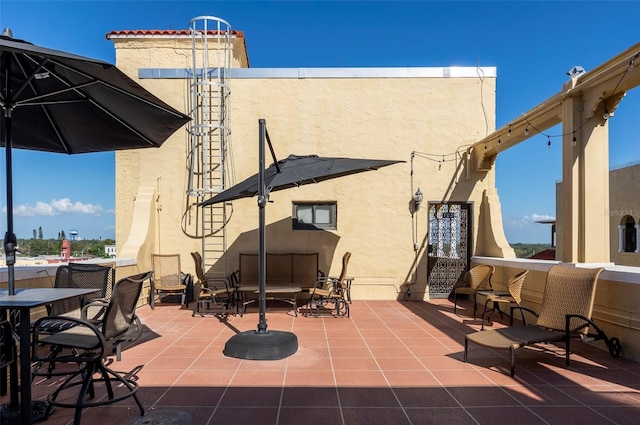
[
  {"xmin": 31, "ymin": 271, "xmax": 151, "ymax": 425},
  {"xmin": 38, "ymin": 263, "xmax": 115, "ymax": 334},
  {"xmin": 32, "ymin": 263, "xmax": 115, "ymax": 379}
]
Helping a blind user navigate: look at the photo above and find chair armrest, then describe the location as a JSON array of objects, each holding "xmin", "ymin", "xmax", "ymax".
[
  {"xmin": 81, "ymin": 300, "xmax": 110, "ymax": 321},
  {"xmin": 509, "ymin": 305, "xmax": 538, "ymax": 326}
]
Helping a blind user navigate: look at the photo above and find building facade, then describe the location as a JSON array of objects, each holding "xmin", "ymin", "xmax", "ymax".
[{"xmin": 108, "ymin": 20, "xmax": 514, "ymax": 301}]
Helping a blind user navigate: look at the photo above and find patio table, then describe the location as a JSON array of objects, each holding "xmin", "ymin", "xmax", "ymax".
[
  {"xmin": 0, "ymin": 287, "xmax": 99, "ymax": 424},
  {"xmin": 235, "ymin": 285, "xmax": 302, "ymax": 317}
]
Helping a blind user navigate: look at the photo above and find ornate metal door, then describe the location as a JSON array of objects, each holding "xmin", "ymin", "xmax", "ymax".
[{"xmin": 426, "ymin": 202, "xmax": 471, "ymax": 298}]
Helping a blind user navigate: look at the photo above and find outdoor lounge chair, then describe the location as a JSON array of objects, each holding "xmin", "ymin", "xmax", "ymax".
[
  {"xmin": 31, "ymin": 271, "xmax": 150, "ymax": 425},
  {"xmin": 150, "ymin": 253, "xmax": 192, "ymax": 309},
  {"xmin": 464, "ymin": 265, "xmax": 622, "ymax": 376},
  {"xmin": 190, "ymin": 251, "xmax": 233, "ymax": 316},
  {"xmin": 304, "ymin": 252, "xmax": 351, "ymax": 317},
  {"xmin": 452, "ymin": 264, "xmax": 494, "ymax": 318}
]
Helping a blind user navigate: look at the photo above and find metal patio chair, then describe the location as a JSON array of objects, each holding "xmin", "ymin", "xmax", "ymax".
[
  {"xmin": 305, "ymin": 252, "xmax": 351, "ymax": 317},
  {"xmin": 190, "ymin": 251, "xmax": 233, "ymax": 316},
  {"xmin": 31, "ymin": 271, "xmax": 151, "ymax": 425}
]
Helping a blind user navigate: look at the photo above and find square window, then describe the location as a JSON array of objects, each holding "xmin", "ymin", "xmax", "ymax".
[{"xmin": 293, "ymin": 202, "xmax": 336, "ymax": 230}]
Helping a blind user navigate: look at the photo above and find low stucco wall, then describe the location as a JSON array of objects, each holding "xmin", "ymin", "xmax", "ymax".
[{"xmin": 472, "ymin": 256, "xmax": 640, "ymax": 363}]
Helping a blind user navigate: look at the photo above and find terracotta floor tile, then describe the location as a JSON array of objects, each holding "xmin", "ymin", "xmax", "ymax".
[
  {"xmin": 342, "ymin": 407, "xmax": 412, "ymax": 424},
  {"xmin": 383, "ymin": 370, "xmax": 440, "ymax": 387},
  {"xmin": 393, "ymin": 387, "xmax": 459, "ymax": 408},
  {"xmin": 404, "ymin": 407, "xmax": 479, "ymax": 425},
  {"xmin": 279, "ymin": 406, "xmax": 343, "ymax": 424},
  {"xmin": 285, "ymin": 369, "xmax": 335, "ymax": 386},
  {"xmin": 333, "ymin": 370, "xmax": 389, "ymax": 387},
  {"xmin": 209, "ymin": 406, "xmax": 279, "ymax": 425},
  {"xmin": 466, "ymin": 406, "xmax": 549, "ymax": 425},
  {"xmin": 281, "ymin": 387, "xmax": 340, "ymax": 407}
]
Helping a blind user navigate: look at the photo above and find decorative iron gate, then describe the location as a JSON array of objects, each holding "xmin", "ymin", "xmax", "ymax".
[{"xmin": 426, "ymin": 202, "xmax": 471, "ymax": 298}]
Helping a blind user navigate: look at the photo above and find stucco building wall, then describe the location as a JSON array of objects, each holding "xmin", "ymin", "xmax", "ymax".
[{"xmin": 110, "ymin": 33, "xmax": 512, "ymax": 300}]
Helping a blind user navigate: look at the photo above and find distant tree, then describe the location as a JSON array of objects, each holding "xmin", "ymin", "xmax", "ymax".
[
  {"xmin": 510, "ymin": 243, "xmax": 551, "ymax": 258},
  {"xmin": 61, "ymin": 230, "xmax": 66, "ymax": 240},
  {"xmin": 38, "ymin": 226, "xmax": 43, "ymax": 240},
  {"xmin": 32, "ymin": 229, "xmax": 36, "ymax": 239}
]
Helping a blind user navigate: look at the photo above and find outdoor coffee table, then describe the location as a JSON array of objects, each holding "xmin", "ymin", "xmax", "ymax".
[
  {"xmin": 0, "ymin": 287, "xmax": 98, "ymax": 424},
  {"xmin": 235, "ymin": 285, "xmax": 303, "ymax": 317}
]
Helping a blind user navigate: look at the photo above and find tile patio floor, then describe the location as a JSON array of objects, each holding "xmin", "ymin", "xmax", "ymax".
[{"xmin": 16, "ymin": 298, "xmax": 640, "ymax": 424}]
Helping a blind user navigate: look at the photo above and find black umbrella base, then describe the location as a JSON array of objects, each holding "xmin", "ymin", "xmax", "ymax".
[
  {"xmin": 1, "ymin": 400, "xmax": 52, "ymax": 424},
  {"xmin": 223, "ymin": 330, "xmax": 298, "ymax": 360}
]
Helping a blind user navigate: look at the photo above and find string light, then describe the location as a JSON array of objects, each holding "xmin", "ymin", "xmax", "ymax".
[
  {"xmin": 498, "ymin": 138, "xmax": 501, "ymax": 144},
  {"xmin": 507, "ymin": 126, "xmax": 511, "ymax": 137},
  {"xmin": 572, "ymin": 132, "xmax": 577, "ymax": 147},
  {"xmin": 547, "ymin": 136, "xmax": 551, "ymax": 149},
  {"xmin": 524, "ymin": 126, "xmax": 529, "ymax": 136}
]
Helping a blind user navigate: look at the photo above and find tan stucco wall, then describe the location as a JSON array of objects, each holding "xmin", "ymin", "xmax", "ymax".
[
  {"xmin": 609, "ymin": 163, "xmax": 640, "ymax": 266},
  {"xmin": 111, "ymin": 35, "xmax": 513, "ymax": 300},
  {"xmin": 558, "ymin": 162, "xmax": 640, "ymax": 267}
]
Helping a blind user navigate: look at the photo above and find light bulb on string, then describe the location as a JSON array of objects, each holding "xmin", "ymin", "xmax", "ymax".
[
  {"xmin": 507, "ymin": 126, "xmax": 511, "ymax": 137},
  {"xmin": 572, "ymin": 132, "xmax": 577, "ymax": 147},
  {"xmin": 524, "ymin": 126, "xmax": 529, "ymax": 136},
  {"xmin": 547, "ymin": 136, "xmax": 551, "ymax": 149}
]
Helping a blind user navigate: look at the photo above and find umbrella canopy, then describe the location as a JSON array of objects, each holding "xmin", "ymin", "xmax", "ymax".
[
  {"xmin": 201, "ymin": 154, "xmax": 404, "ymax": 206},
  {"xmin": 0, "ymin": 33, "xmax": 190, "ymax": 153},
  {"xmin": 1, "ymin": 31, "xmax": 191, "ymax": 295}
]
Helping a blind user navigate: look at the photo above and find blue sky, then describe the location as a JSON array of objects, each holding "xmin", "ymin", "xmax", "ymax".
[{"xmin": 1, "ymin": 0, "xmax": 639, "ymax": 242}]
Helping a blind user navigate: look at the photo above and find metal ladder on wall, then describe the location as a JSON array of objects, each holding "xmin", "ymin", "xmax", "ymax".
[{"xmin": 185, "ymin": 16, "xmax": 234, "ymax": 279}]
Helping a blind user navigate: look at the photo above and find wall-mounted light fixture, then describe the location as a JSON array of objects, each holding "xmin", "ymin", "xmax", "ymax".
[{"xmin": 413, "ymin": 187, "xmax": 423, "ymax": 211}]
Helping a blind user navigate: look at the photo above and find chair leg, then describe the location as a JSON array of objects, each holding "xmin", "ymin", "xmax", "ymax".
[
  {"xmin": 463, "ymin": 337, "xmax": 468, "ymax": 362},
  {"xmin": 510, "ymin": 347, "xmax": 516, "ymax": 377},
  {"xmin": 472, "ymin": 293, "xmax": 477, "ymax": 318}
]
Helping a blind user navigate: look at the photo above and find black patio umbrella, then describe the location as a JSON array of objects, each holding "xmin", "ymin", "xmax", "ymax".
[
  {"xmin": 1, "ymin": 30, "xmax": 191, "ymax": 295},
  {"xmin": 201, "ymin": 119, "xmax": 403, "ymax": 360}
]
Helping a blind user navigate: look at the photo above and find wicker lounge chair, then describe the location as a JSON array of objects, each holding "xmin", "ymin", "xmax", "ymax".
[
  {"xmin": 452, "ymin": 264, "xmax": 494, "ymax": 318},
  {"xmin": 464, "ymin": 265, "xmax": 621, "ymax": 376}
]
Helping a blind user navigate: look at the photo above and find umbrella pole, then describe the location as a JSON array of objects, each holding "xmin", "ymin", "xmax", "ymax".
[
  {"xmin": 257, "ymin": 119, "xmax": 268, "ymax": 333},
  {"xmin": 2, "ymin": 107, "xmax": 17, "ymax": 295},
  {"xmin": 222, "ymin": 119, "xmax": 298, "ymax": 360}
]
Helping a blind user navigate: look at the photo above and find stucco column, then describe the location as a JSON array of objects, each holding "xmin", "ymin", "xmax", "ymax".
[
  {"xmin": 561, "ymin": 87, "xmax": 610, "ymax": 263},
  {"xmin": 619, "ymin": 225, "xmax": 625, "ymax": 252},
  {"xmin": 635, "ymin": 224, "xmax": 640, "ymax": 253}
]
